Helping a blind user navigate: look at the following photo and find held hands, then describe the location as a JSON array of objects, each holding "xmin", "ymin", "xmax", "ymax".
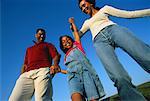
[
  {"xmin": 50, "ymin": 65, "xmax": 61, "ymax": 74},
  {"xmin": 50, "ymin": 65, "xmax": 67, "ymax": 74},
  {"xmin": 68, "ymin": 17, "xmax": 80, "ymax": 42},
  {"xmin": 69, "ymin": 17, "xmax": 75, "ymax": 32}
]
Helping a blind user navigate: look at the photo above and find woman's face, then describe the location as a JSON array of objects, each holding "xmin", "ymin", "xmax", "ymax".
[
  {"xmin": 61, "ymin": 36, "xmax": 73, "ymax": 50},
  {"xmin": 79, "ymin": 0, "xmax": 93, "ymax": 15}
]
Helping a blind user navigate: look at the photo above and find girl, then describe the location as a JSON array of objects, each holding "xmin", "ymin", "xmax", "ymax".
[
  {"xmin": 59, "ymin": 18, "xmax": 105, "ymax": 101},
  {"xmin": 72, "ymin": 0, "xmax": 150, "ymax": 100}
]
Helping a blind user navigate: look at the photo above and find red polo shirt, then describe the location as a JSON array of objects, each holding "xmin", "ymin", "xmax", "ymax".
[{"xmin": 24, "ymin": 42, "xmax": 57, "ymax": 72}]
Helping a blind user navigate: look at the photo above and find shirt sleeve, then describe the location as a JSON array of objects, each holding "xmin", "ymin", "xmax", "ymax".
[
  {"xmin": 79, "ymin": 20, "xmax": 89, "ymax": 38},
  {"xmin": 102, "ymin": 5, "xmax": 150, "ymax": 18},
  {"xmin": 48, "ymin": 43, "xmax": 58, "ymax": 59}
]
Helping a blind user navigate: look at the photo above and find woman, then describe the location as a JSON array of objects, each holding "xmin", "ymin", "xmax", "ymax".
[{"xmin": 72, "ymin": 0, "xmax": 150, "ymax": 100}]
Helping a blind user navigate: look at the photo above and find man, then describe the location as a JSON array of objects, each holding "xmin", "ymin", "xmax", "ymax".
[{"xmin": 9, "ymin": 28, "xmax": 61, "ymax": 101}]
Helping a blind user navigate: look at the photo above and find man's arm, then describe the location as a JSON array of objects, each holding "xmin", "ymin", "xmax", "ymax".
[
  {"xmin": 47, "ymin": 43, "xmax": 61, "ymax": 74},
  {"xmin": 20, "ymin": 64, "xmax": 27, "ymax": 74},
  {"xmin": 21, "ymin": 65, "xmax": 25, "ymax": 74},
  {"xmin": 53, "ymin": 53, "xmax": 61, "ymax": 66},
  {"xmin": 21, "ymin": 49, "xmax": 28, "ymax": 74},
  {"xmin": 50, "ymin": 53, "xmax": 61, "ymax": 74}
]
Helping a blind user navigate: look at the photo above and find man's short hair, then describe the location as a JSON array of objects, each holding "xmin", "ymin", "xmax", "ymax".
[{"xmin": 36, "ymin": 28, "xmax": 46, "ymax": 34}]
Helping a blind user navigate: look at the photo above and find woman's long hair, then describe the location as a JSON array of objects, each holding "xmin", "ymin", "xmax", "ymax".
[{"xmin": 59, "ymin": 35, "xmax": 75, "ymax": 54}]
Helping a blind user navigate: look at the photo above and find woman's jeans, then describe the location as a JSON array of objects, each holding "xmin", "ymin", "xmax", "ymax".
[{"xmin": 93, "ymin": 24, "xmax": 150, "ymax": 101}]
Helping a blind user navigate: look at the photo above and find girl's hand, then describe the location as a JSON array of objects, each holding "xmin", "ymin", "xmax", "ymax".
[
  {"xmin": 69, "ymin": 17, "xmax": 74, "ymax": 24},
  {"xmin": 60, "ymin": 70, "xmax": 67, "ymax": 74}
]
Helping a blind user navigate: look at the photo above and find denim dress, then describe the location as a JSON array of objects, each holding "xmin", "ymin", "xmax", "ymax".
[{"xmin": 64, "ymin": 42, "xmax": 105, "ymax": 100}]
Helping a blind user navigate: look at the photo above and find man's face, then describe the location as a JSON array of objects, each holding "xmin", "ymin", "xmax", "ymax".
[{"xmin": 35, "ymin": 30, "xmax": 46, "ymax": 42}]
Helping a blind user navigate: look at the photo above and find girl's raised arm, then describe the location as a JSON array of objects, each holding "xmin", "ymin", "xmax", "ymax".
[{"xmin": 68, "ymin": 17, "xmax": 81, "ymax": 43}]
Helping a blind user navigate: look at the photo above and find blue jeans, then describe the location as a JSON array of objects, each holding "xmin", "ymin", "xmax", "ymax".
[{"xmin": 93, "ymin": 24, "xmax": 149, "ymax": 101}]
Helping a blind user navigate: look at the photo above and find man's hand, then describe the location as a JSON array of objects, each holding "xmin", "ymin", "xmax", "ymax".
[{"xmin": 50, "ymin": 65, "xmax": 61, "ymax": 74}]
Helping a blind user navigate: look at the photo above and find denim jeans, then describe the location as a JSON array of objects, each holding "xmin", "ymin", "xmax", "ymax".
[
  {"xmin": 93, "ymin": 24, "xmax": 149, "ymax": 101},
  {"xmin": 9, "ymin": 67, "xmax": 53, "ymax": 101}
]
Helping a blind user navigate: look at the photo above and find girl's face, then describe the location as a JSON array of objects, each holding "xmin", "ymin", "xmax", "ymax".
[
  {"xmin": 79, "ymin": 0, "xmax": 93, "ymax": 15},
  {"xmin": 61, "ymin": 36, "xmax": 73, "ymax": 50}
]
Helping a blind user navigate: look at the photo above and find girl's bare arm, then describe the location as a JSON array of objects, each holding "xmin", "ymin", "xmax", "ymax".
[{"xmin": 68, "ymin": 17, "xmax": 81, "ymax": 43}]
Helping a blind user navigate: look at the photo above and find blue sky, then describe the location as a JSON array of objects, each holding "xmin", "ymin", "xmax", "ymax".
[{"xmin": 1, "ymin": 0, "xmax": 150, "ymax": 101}]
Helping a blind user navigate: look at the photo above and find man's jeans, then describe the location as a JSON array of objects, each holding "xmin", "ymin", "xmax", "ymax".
[
  {"xmin": 9, "ymin": 67, "xmax": 53, "ymax": 101},
  {"xmin": 93, "ymin": 24, "xmax": 149, "ymax": 101}
]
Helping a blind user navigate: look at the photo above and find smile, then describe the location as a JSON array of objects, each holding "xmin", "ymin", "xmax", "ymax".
[{"xmin": 65, "ymin": 43, "xmax": 70, "ymax": 47}]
